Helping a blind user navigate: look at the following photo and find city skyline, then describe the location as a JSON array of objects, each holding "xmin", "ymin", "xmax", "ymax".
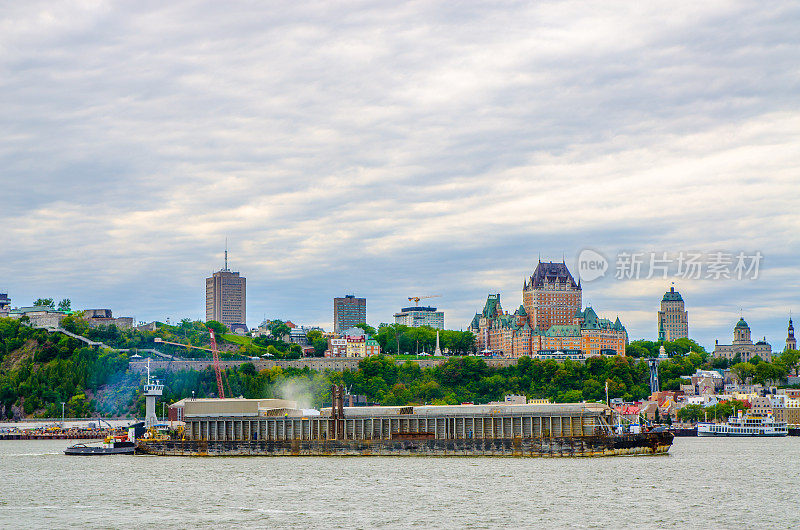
[
  {"xmin": 1, "ymin": 2, "xmax": 798, "ymax": 349},
  {"xmin": 1, "ymin": 250, "xmax": 796, "ymax": 350}
]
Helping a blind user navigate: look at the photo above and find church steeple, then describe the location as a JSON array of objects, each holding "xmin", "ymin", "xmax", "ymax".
[{"xmin": 786, "ymin": 315, "xmax": 796, "ymax": 352}]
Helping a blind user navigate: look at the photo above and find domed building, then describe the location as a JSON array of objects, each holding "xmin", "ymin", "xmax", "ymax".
[{"xmin": 712, "ymin": 317, "xmax": 772, "ymax": 363}]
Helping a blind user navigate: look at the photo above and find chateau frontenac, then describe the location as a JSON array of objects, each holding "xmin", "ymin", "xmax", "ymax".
[{"xmin": 468, "ymin": 261, "xmax": 627, "ymax": 357}]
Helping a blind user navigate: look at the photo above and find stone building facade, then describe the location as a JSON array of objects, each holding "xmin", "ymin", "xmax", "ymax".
[
  {"xmin": 82, "ymin": 309, "xmax": 134, "ymax": 329},
  {"xmin": 713, "ymin": 317, "xmax": 772, "ymax": 363},
  {"xmin": 468, "ymin": 261, "xmax": 627, "ymax": 357},
  {"xmin": 657, "ymin": 286, "xmax": 688, "ymax": 341}
]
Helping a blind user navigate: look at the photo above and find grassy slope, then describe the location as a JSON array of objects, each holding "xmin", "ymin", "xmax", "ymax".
[{"xmin": 221, "ymin": 334, "xmax": 252, "ymax": 346}]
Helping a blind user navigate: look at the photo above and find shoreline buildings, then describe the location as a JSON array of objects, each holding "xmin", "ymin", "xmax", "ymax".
[
  {"xmin": 713, "ymin": 317, "xmax": 772, "ymax": 363},
  {"xmin": 658, "ymin": 286, "xmax": 688, "ymax": 341},
  {"xmin": 468, "ymin": 260, "xmax": 627, "ymax": 357},
  {"xmin": 333, "ymin": 295, "xmax": 367, "ymax": 333},
  {"xmin": 394, "ymin": 306, "xmax": 445, "ymax": 329},
  {"xmin": 205, "ymin": 249, "xmax": 246, "ymax": 332}
]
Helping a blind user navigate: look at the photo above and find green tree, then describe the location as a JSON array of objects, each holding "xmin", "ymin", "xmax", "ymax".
[
  {"xmin": 355, "ymin": 323, "xmax": 377, "ymax": 336},
  {"xmin": 267, "ymin": 320, "xmax": 290, "ymax": 340},
  {"xmin": 57, "ymin": 299, "xmax": 71, "ymax": 312},
  {"xmin": 33, "ymin": 298, "xmax": 55, "ymax": 309},
  {"xmin": 312, "ymin": 338, "xmax": 328, "ymax": 357},
  {"xmin": 206, "ymin": 321, "xmax": 227, "ymax": 336},
  {"xmin": 677, "ymin": 404, "xmax": 704, "ymax": 423},
  {"xmin": 731, "ymin": 362, "xmax": 756, "ymax": 384}
]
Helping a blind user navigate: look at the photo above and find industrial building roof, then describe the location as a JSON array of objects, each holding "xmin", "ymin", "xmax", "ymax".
[{"xmin": 319, "ymin": 402, "xmax": 610, "ymax": 418}]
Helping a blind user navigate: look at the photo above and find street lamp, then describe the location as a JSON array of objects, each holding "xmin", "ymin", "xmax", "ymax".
[{"xmin": 60, "ymin": 402, "xmax": 65, "ymax": 430}]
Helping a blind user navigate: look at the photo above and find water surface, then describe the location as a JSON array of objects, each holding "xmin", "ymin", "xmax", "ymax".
[{"xmin": 1, "ymin": 437, "xmax": 798, "ymax": 528}]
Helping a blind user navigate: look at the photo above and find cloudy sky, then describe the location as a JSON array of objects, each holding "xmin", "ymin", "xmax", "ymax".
[{"xmin": 2, "ymin": 1, "xmax": 798, "ymax": 349}]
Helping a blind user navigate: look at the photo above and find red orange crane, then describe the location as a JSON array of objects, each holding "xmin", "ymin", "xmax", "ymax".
[
  {"xmin": 408, "ymin": 295, "xmax": 441, "ymax": 306},
  {"xmin": 207, "ymin": 328, "xmax": 226, "ymax": 399},
  {"xmin": 154, "ymin": 330, "xmax": 226, "ymax": 398}
]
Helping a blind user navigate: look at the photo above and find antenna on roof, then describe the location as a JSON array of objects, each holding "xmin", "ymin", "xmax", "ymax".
[{"xmin": 224, "ymin": 237, "xmax": 229, "ymax": 271}]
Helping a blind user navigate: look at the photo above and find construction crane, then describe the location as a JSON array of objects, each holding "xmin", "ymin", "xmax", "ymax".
[
  {"xmin": 408, "ymin": 295, "xmax": 441, "ymax": 306},
  {"xmin": 153, "ymin": 329, "xmax": 226, "ymax": 398},
  {"xmin": 207, "ymin": 329, "xmax": 226, "ymax": 399}
]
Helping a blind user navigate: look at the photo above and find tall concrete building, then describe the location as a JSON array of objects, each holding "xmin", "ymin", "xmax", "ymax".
[
  {"xmin": 333, "ymin": 295, "xmax": 366, "ymax": 333},
  {"xmin": 658, "ymin": 286, "xmax": 688, "ymax": 341},
  {"xmin": 205, "ymin": 250, "xmax": 246, "ymax": 331},
  {"xmin": 786, "ymin": 317, "xmax": 796, "ymax": 352},
  {"xmin": 394, "ymin": 306, "xmax": 445, "ymax": 329}
]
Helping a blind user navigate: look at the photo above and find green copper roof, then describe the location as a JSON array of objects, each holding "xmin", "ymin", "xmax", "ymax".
[
  {"xmin": 517, "ymin": 305, "xmax": 527, "ymax": 316},
  {"xmin": 544, "ymin": 325, "xmax": 581, "ymax": 337},
  {"xmin": 735, "ymin": 317, "xmax": 749, "ymax": 329},
  {"xmin": 662, "ymin": 286, "xmax": 684, "ymax": 302},
  {"xmin": 482, "ymin": 294, "xmax": 502, "ymax": 318}
]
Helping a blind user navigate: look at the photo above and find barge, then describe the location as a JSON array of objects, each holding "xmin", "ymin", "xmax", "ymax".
[{"xmin": 137, "ymin": 387, "xmax": 673, "ymax": 457}]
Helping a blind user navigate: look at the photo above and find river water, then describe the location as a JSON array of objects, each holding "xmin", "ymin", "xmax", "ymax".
[{"xmin": 1, "ymin": 437, "xmax": 798, "ymax": 529}]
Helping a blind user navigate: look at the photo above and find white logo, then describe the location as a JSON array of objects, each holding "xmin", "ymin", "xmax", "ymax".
[{"xmin": 578, "ymin": 249, "xmax": 608, "ymax": 282}]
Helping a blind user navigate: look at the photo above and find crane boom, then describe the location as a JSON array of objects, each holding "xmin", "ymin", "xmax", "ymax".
[
  {"xmin": 408, "ymin": 294, "xmax": 441, "ymax": 306},
  {"xmin": 207, "ymin": 329, "xmax": 226, "ymax": 399},
  {"xmin": 154, "ymin": 334, "xmax": 226, "ymax": 398}
]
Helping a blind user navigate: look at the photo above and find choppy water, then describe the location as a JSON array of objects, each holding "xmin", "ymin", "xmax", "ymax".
[{"xmin": 1, "ymin": 437, "xmax": 799, "ymax": 529}]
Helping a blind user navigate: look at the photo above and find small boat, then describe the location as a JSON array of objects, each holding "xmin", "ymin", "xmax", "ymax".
[
  {"xmin": 64, "ymin": 434, "xmax": 136, "ymax": 455},
  {"xmin": 697, "ymin": 411, "xmax": 788, "ymax": 437},
  {"xmin": 64, "ymin": 422, "xmax": 146, "ymax": 455}
]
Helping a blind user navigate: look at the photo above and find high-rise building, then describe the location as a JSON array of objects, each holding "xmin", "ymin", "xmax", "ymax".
[
  {"xmin": 333, "ymin": 295, "xmax": 366, "ymax": 333},
  {"xmin": 394, "ymin": 306, "xmax": 445, "ymax": 329},
  {"xmin": 786, "ymin": 317, "xmax": 796, "ymax": 352},
  {"xmin": 522, "ymin": 260, "xmax": 582, "ymax": 331},
  {"xmin": 205, "ymin": 249, "xmax": 246, "ymax": 331},
  {"xmin": 657, "ymin": 286, "xmax": 688, "ymax": 341}
]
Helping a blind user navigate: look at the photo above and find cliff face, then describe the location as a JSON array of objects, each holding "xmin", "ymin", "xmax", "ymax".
[{"xmin": 1, "ymin": 339, "xmax": 37, "ymax": 371}]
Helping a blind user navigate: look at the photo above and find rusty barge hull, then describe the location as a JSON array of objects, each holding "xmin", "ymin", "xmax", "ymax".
[{"xmin": 137, "ymin": 432, "xmax": 673, "ymax": 457}]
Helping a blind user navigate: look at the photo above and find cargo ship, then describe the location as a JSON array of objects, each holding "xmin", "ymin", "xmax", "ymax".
[{"xmin": 137, "ymin": 386, "xmax": 673, "ymax": 457}]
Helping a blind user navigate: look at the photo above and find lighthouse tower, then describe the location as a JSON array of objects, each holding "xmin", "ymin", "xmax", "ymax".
[{"xmin": 143, "ymin": 358, "xmax": 163, "ymax": 428}]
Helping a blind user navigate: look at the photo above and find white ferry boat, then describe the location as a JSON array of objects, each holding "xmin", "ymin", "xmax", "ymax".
[{"xmin": 697, "ymin": 411, "xmax": 788, "ymax": 437}]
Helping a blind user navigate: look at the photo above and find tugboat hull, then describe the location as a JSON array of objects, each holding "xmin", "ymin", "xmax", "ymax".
[{"xmin": 64, "ymin": 442, "xmax": 135, "ymax": 455}]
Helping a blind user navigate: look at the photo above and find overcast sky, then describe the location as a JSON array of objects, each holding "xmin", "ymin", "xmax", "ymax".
[{"xmin": 1, "ymin": 1, "xmax": 799, "ymax": 349}]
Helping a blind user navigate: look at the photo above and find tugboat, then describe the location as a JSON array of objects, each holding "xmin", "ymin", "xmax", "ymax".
[
  {"xmin": 64, "ymin": 433, "xmax": 136, "ymax": 455},
  {"xmin": 65, "ymin": 359, "xmax": 162, "ymax": 455}
]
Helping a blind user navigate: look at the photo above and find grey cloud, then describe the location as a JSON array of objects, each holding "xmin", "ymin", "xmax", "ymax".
[{"xmin": 1, "ymin": 1, "xmax": 799, "ymax": 348}]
